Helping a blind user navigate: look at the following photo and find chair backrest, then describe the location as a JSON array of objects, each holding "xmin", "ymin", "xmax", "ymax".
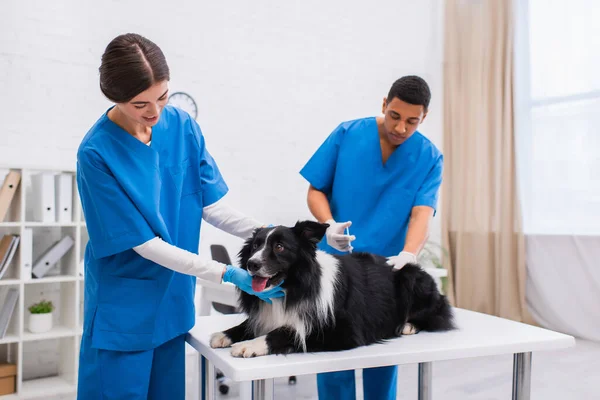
[
  {"xmin": 209, "ymin": 244, "xmax": 238, "ymax": 315},
  {"xmin": 210, "ymin": 244, "xmax": 233, "ymax": 265}
]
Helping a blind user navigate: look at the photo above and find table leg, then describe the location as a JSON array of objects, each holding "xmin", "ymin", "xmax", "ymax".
[
  {"xmin": 201, "ymin": 356, "xmax": 216, "ymax": 400},
  {"xmin": 512, "ymin": 352, "xmax": 532, "ymax": 400},
  {"xmin": 199, "ymin": 356, "xmax": 205, "ymax": 400},
  {"xmin": 240, "ymin": 381, "xmax": 253, "ymax": 400},
  {"xmin": 252, "ymin": 378, "xmax": 275, "ymax": 400},
  {"xmin": 418, "ymin": 362, "xmax": 432, "ymax": 400}
]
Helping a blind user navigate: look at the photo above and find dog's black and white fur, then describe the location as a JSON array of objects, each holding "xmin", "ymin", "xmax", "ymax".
[{"xmin": 210, "ymin": 221, "xmax": 455, "ymax": 358}]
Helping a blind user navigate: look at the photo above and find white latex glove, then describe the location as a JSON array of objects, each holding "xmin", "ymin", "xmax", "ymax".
[
  {"xmin": 325, "ymin": 219, "xmax": 356, "ymax": 252},
  {"xmin": 387, "ymin": 251, "xmax": 417, "ymax": 270}
]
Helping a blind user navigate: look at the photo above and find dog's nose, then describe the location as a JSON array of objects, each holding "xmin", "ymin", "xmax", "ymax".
[{"xmin": 247, "ymin": 259, "xmax": 261, "ymax": 273}]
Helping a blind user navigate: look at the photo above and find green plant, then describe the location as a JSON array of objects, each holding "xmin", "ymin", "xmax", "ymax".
[
  {"xmin": 28, "ymin": 300, "xmax": 54, "ymax": 314},
  {"xmin": 417, "ymin": 241, "xmax": 449, "ymax": 269},
  {"xmin": 418, "ymin": 241, "xmax": 450, "ymax": 295}
]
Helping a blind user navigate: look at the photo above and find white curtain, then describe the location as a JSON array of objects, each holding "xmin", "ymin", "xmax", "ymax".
[
  {"xmin": 514, "ymin": 0, "xmax": 600, "ymax": 339},
  {"xmin": 526, "ymin": 235, "xmax": 600, "ymax": 341},
  {"xmin": 442, "ymin": 0, "xmax": 533, "ymax": 323}
]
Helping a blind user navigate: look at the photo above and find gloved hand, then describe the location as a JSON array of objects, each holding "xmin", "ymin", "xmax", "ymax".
[
  {"xmin": 222, "ymin": 265, "xmax": 285, "ymax": 304},
  {"xmin": 386, "ymin": 251, "xmax": 417, "ymax": 270},
  {"xmin": 325, "ymin": 219, "xmax": 356, "ymax": 252}
]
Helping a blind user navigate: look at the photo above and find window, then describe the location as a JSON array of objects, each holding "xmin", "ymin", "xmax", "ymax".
[{"xmin": 514, "ymin": 0, "xmax": 600, "ymax": 234}]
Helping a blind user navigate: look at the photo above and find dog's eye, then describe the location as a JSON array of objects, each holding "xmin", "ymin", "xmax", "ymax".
[
  {"xmin": 252, "ymin": 242, "xmax": 259, "ymax": 250},
  {"xmin": 274, "ymin": 243, "xmax": 284, "ymax": 253}
]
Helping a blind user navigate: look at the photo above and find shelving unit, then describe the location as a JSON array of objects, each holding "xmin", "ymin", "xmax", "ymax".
[{"xmin": 0, "ymin": 167, "xmax": 87, "ymax": 399}]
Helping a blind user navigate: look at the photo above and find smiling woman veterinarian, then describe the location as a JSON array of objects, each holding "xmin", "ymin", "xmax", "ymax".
[{"xmin": 75, "ymin": 33, "xmax": 283, "ymax": 400}]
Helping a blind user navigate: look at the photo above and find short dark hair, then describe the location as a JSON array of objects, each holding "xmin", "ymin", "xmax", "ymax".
[
  {"xmin": 99, "ymin": 33, "xmax": 170, "ymax": 103},
  {"xmin": 387, "ymin": 75, "xmax": 431, "ymax": 111}
]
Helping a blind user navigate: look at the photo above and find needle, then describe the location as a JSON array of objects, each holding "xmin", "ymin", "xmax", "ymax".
[{"xmin": 345, "ymin": 226, "xmax": 353, "ymax": 253}]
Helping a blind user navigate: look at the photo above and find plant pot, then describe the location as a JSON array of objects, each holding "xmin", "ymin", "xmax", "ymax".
[{"xmin": 28, "ymin": 312, "xmax": 53, "ymax": 334}]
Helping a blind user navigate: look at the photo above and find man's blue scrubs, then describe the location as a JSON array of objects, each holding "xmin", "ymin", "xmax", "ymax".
[{"xmin": 300, "ymin": 117, "xmax": 443, "ymax": 400}]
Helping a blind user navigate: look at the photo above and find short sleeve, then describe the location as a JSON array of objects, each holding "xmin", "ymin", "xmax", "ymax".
[
  {"xmin": 190, "ymin": 119, "xmax": 229, "ymax": 207},
  {"xmin": 299, "ymin": 123, "xmax": 346, "ymax": 194},
  {"xmin": 414, "ymin": 155, "xmax": 443, "ymax": 213},
  {"xmin": 77, "ymin": 150, "xmax": 156, "ymax": 259}
]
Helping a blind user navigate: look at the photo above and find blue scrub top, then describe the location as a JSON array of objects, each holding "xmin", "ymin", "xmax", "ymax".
[
  {"xmin": 300, "ymin": 117, "xmax": 443, "ymax": 257},
  {"xmin": 77, "ymin": 105, "xmax": 228, "ymax": 352}
]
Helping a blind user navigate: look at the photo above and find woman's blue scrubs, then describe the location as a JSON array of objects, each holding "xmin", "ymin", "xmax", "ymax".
[{"xmin": 76, "ymin": 105, "xmax": 228, "ymax": 399}]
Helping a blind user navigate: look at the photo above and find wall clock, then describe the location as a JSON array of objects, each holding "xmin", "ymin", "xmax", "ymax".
[{"xmin": 168, "ymin": 91, "xmax": 198, "ymax": 119}]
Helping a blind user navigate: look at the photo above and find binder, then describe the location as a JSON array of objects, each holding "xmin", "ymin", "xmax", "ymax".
[
  {"xmin": 0, "ymin": 235, "xmax": 12, "ymax": 265},
  {"xmin": 54, "ymin": 173, "xmax": 73, "ymax": 223},
  {"xmin": 32, "ymin": 235, "xmax": 74, "ymax": 278},
  {"xmin": 0, "ymin": 288, "xmax": 19, "ymax": 338},
  {"xmin": 0, "ymin": 170, "xmax": 21, "ymax": 223},
  {"xmin": 0, "ymin": 235, "xmax": 14, "ymax": 279},
  {"xmin": 0, "ymin": 236, "xmax": 19, "ymax": 280},
  {"xmin": 21, "ymin": 228, "xmax": 33, "ymax": 280},
  {"xmin": 31, "ymin": 172, "xmax": 55, "ymax": 223}
]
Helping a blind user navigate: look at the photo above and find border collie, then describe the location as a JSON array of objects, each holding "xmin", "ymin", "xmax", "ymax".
[{"xmin": 210, "ymin": 221, "xmax": 455, "ymax": 358}]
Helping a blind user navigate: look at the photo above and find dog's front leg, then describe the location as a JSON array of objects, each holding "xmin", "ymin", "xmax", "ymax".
[
  {"xmin": 210, "ymin": 319, "xmax": 254, "ymax": 349},
  {"xmin": 231, "ymin": 326, "xmax": 301, "ymax": 358}
]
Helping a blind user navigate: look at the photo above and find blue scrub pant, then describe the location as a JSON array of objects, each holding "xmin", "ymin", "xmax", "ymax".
[
  {"xmin": 77, "ymin": 333, "xmax": 186, "ymax": 400},
  {"xmin": 317, "ymin": 365, "xmax": 397, "ymax": 400}
]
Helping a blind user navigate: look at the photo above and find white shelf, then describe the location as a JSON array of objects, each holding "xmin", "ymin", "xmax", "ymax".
[
  {"xmin": 22, "ymin": 326, "xmax": 77, "ymax": 342},
  {"xmin": 0, "ymin": 222, "xmax": 21, "ymax": 228},
  {"xmin": 20, "ymin": 376, "xmax": 75, "ymax": 399},
  {"xmin": 24, "ymin": 276, "xmax": 78, "ymax": 284},
  {"xmin": 23, "ymin": 222, "xmax": 78, "ymax": 228},
  {"xmin": 0, "ymin": 222, "xmax": 80, "ymax": 228},
  {"xmin": 0, "ymin": 334, "xmax": 19, "ymax": 345},
  {"xmin": 0, "ymin": 166, "xmax": 87, "ymax": 399}
]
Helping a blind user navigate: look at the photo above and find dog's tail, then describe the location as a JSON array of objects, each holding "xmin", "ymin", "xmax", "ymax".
[
  {"xmin": 393, "ymin": 263, "xmax": 456, "ymax": 332},
  {"xmin": 415, "ymin": 295, "xmax": 456, "ymax": 331}
]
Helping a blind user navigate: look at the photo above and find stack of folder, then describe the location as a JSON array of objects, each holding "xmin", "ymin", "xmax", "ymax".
[
  {"xmin": 0, "ymin": 170, "xmax": 74, "ymax": 223},
  {"xmin": 31, "ymin": 172, "xmax": 73, "ymax": 223},
  {"xmin": 0, "ymin": 226, "xmax": 74, "ymax": 280}
]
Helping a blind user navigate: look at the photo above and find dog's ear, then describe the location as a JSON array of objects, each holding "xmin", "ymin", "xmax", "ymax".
[{"xmin": 292, "ymin": 220, "xmax": 328, "ymax": 245}]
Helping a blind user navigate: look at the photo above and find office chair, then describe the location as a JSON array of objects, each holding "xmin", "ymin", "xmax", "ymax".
[
  {"xmin": 210, "ymin": 244, "xmax": 238, "ymax": 315},
  {"xmin": 209, "ymin": 244, "xmax": 236, "ymax": 394}
]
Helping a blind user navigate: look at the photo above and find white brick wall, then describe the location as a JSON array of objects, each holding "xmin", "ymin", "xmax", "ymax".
[{"xmin": 2, "ymin": 0, "xmax": 444, "ymax": 396}]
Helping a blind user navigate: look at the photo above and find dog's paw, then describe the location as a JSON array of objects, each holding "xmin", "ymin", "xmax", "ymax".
[
  {"xmin": 401, "ymin": 323, "xmax": 418, "ymax": 335},
  {"xmin": 210, "ymin": 332, "xmax": 232, "ymax": 348},
  {"xmin": 230, "ymin": 336, "xmax": 269, "ymax": 358}
]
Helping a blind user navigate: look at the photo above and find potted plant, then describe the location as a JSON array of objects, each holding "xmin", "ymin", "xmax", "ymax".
[
  {"xmin": 28, "ymin": 300, "xmax": 54, "ymax": 333},
  {"xmin": 418, "ymin": 241, "xmax": 449, "ymax": 295}
]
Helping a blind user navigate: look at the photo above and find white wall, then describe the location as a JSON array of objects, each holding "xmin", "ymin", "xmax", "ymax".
[{"xmin": 1, "ymin": 0, "xmax": 444, "ymax": 391}]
